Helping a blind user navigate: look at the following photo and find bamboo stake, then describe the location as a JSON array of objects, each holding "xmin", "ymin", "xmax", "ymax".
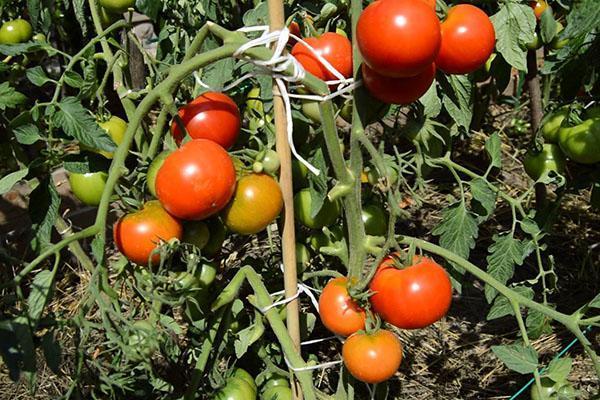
[{"xmin": 267, "ymin": 1, "xmax": 303, "ymax": 399}]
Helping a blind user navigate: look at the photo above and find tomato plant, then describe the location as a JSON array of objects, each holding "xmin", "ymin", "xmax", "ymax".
[
  {"xmin": 357, "ymin": 0, "xmax": 441, "ymax": 78},
  {"xmin": 113, "ymin": 201, "xmax": 183, "ymax": 265},
  {"xmin": 370, "ymin": 254, "xmax": 453, "ymax": 329},
  {"xmin": 156, "ymin": 139, "xmax": 237, "ymax": 220},
  {"xmin": 291, "ymin": 32, "xmax": 352, "ymax": 81},
  {"xmin": 342, "ymin": 329, "xmax": 403, "ymax": 384},
  {"xmin": 435, "ymin": 4, "xmax": 496, "ymax": 75},
  {"xmin": 318, "ymin": 277, "xmax": 365, "ymax": 336},
  {"xmin": 222, "ymin": 173, "xmax": 283, "ymax": 235},
  {"xmin": 170, "ymin": 92, "xmax": 241, "ymax": 149}
]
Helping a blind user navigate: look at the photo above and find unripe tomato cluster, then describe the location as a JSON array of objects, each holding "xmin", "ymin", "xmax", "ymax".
[{"xmin": 318, "ymin": 253, "xmax": 452, "ymax": 383}]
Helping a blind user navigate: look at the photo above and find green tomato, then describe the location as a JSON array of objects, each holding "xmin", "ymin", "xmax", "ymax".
[
  {"xmin": 261, "ymin": 150, "xmax": 280, "ymax": 174},
  {"xmin": 0, "ymin": 19, "xmax": 33, "ymax": 44},
  {"xmin": 126, "ymin": 320, "xmax": 159, "ymax": 362},
  {"xmin": 147, "ymin": 150, "xmax": 172, "ymax": 198},
  {"xmin": 530, "ymin": 377, "xmax": 559, "ymax": 400},
  {"xmin": 293, "ymin": 189, "xmax": 341, "ymax": 229},
  {"xmin": 541, "ymin": 108, "xmax": 569, "ymax": 144},
  {"xmin": 204, "ymin": 218, "xmax": 227, "ymax": 257},
  {"xmin": 558, "ymin": 118, "xmax": 600, "ymax": 164},
  {"xmin": 195, "ymin": 261, "xmax": 218, "ymax": 289},
  {"xmin": 523, "ymin": 143, "xmax": 566, "ymax": 180},
  {"xmin": 296, "ymin": 242, "xmax": 310, "ymax": 273},
  {"xmin": 362, "ymin": 204, "xmax": 388, "ymax": 236},
  {"xmin": 261, "ymin": 374, "xmax": 290, "ymax": 391},
  {"xmin": 261, "ymin": 386, "xmax": 292, "ymax": 400},
  {"xmin": 550, "ymin": 22, "xmax": 568, "ymax": 50},
  {"xmin": 98, "ymin": 0, "xmax": 135, "ymax": 14},
  {"xmin": 68, "ymin": 171, "xmax": 108, "ymax": 207},
  {"xmin": 301, "ymin": 100, "xmax": 321, "ymax": 124},
  {"xmin": 84, "ymin": 116, "xmax": 128, "ymax": 159},
  {"xmin": 99, "ymin": 6, "xmax": 120, "ymax": 27},
  {"xmin": 367, "ymin": 165, "xmax": 398, "ymax": 186},
  {"xmin": 526, "ymin": 31, "xmax": 542, "ymax": 51},
  {"xmin": 32, "ymin": 33, "xmax": 46, "ymax": 42},
  {"xmin": 232, "ymin": 369, "xmax": 257, "ymax": 394},
  {"xmin": 216, "ymin": 377, "xmax": 257, "ymax": 400},
  {"xmin": 183, "ymin": 220, "xmax": 210, "ymax": 250}
]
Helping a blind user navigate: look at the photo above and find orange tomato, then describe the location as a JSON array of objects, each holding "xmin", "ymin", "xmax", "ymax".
[
  {"xmin": 318, "ymin": 277, "xmax": 365, "ymax": 336},
  {"xmin": 342, "ymin": 329, "xmax": 403, "ymax": 383}
]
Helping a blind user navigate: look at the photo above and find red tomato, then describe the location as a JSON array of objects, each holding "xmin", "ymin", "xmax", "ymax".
[
  {"xmin": 421, "ymin": 0, "xmax": 436, "ymax": 9},
  {"xmin": 113, "ymin": 201, "xmax": 183, "ymax": 265},
  {"xmin": 342, "ymin": 329, "xmax": 403, "ymax": 384},
  {"xmin": 170, "ymin": 92, "xmax": 240, "ymax": 149},
  {"xmin": 435, "ymin": 4, "xmax": 496, "ymax": 75},
  {"xmin": 291, "ymin": 32, "xmax": 353, "ymax": 81},
  {"xmin": 318, "ymin": 277, "xmax": 366, "ymax": 337},
  {"xmin": 370, "ymin": 254, "xmax": 452, "ymax": 329},
  {"xmin": 530, "ymin": 0, "xmax": 548, "ymax": 20},
  {"xmin": 156, "ymin": 139, "xmax": 236, "ymax": 220},
  {"xmin": 361, "ymin": 63, "xmax": 435, "ymax": 105},
  {"xmin": 288, "ymin": 20, "xmax": 301, "ymax": 46},
  {"xmin": 357, "ymin": 0, "xmax": 441, "ymax": 78}
]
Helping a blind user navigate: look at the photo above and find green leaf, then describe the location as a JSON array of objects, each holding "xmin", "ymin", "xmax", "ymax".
[
  {"xmin": 440, "ymin": 74, "xmax": 473, "ymax": 129},
  {"xmin": 13, "ymin": 124, "xmax": 42, "ymax": 145},
  {"xmin": 420, "ymin": 83, "xmax": 442, "ymax": 118},
  {"xmin": 520, "ymin": 217, "xmax": 541, "ymax": 236},
  {"xmin": 27, "ymin": 270, "xmax": 56, "ymax": 329},
  {"xmin": 491, "ymin": 2, "xmax": 536, "ymax": 71},
  {"xmin": 63, "ymin": 153, "xmax": 111, "ymax": 174},
  {"xmin": 41, "ymin": 332, "xmax": 61, "ymax": 374},
  {"xmin": 30, "ymin": 177, "xmax": 60, "ymax": 252},
  {"xmin": 539, "ymin": 10, "xmax": 557, "ymax": 44},
  {"xmin": 72, "ymin": 0, "xmax": 88, "ymax": 36},
  {"xmin": 307, "ymin": 148, "xmax": 329, "ymax": 218},
  {"xmin": 492, "ymin": 344, "xmax": 538, "ymax": 374},
  {"xmin": 26, "ymin": 66, "xmax": 52, "ymax": 87},
  {"xmin": 52, "ymin": 97, "xmax": 116, "ymax": 152},
  {"xmin": 0, "ymin": 42, "xmax": 40, "ymax": 56},
  {"xmin": 485, "ymin": 132, "xmax": 502, "ymax": 169},
  {"xmin": 201, "ymin": 58, "xmax": 236, "ymax": 92},
  {"xmin": 159, "ymin": 314, "xmax": 183, "ymax": 335},
  {"xmin": 588, "ymin": 293, "xmax": 600, "ymax": 309},
  {"xmin": 64, "ymin": 71, "xmax": 84, "ymax": 88},
  {"xmin": 470, "ymin": 178, "xmax": 496, "ymax": 221},
  {"xmin": 485, "ymin": 234, "xmax": 527, "ymax": 303},
  {"xmin": 487, "ymin": 286, "xmax": 534, "ymax": 320},
  {"xmin": 562, "ymin": 0, "xmax": 600, "ymax": 39},
  {"xmin": 137, "ymin": 0, "xmax": 164, "ymax": 20},
  {"xmin": 546, "ymin": 357, "xmax": 572, "ymax": 383},
  {"xmin": 0, "ymin": 82, "xmax": 27, "ymax": 110},
  {"xmin": 0, "ymin": 168, "xmax": 29, "ymax": 195},
  {"xmin": 234, "ymin": 313, "xmax": 264, "ymax": 358},
  {"xmin": 432, "ymin": 201, "xmax": 478, "ymax": 263},
  {"xmin": 526, "ymin": 308, "xmax": 552, "ymax": 339}
]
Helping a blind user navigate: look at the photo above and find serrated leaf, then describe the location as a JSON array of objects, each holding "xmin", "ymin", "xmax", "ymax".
[
  {"xmin": 72, "ymin": 0, "xmax": 87, "ymax": 36},
  {"xmin": 526, "ymin": 308, "xmax": 552, "ymax": 339},
  {"xmin": 137, "ymin": 0, "xmax": 163, "ymax": 20},
  {"xmin": 420, "ymin": 82, "xmax": 441, "ymax": 118},
  {"xmin": 485, "ymin": 132, "xmax": 502, "ymax": 169},
  {"xmin": 491, "ymin": 2, "xmax": 536, "ymax": 71},
  {"xmin": 30, "ymin": 178, "xmax": 60, "ymax": 252},
  {"xmin": 440, "ymin": 74, "xmax": 473, "ymax": 129},
  {"xmin": 485, "ymin": 234, "xmax": 527, "ymax": 302},
  {"xmin": 52, "ymin": 97, "xmax": 116, "ymax": 152},
  {"xmin": 492, "ymin": 344, "xmax": 538, "ymax": 374},
  {"xmin": 234, "ymin": 315, "xmax": 264, "ymax": 358},
  {"xmin": 546, "ymin": 357, "xmax": 572, "ymax": 383},
  {"xmin": 0, "ymin": 168, "xmax": 29, "ymax": 195},
  {"xmin": 0, "ymin": 82, "xmax": 27, "ymax": 110},
  {"xmin": 200, "ymin": 58, "xmax": 236, "ymax": 92},
  {"xmin": 13, "ymin": 124, "xmax": 41, "ymax": 145},
  {"xmin": 562, "ymin": 0, "xmax": 600, "ymax": 40},
  {"xmin": 0, "ymin": 42, "xmax": 39, "ymax": 56},
  {"xmin": 432, "ymin": 201, "xmax": 478, "ymax": 262},
  {"xmin": 91, "ymin": 236, "xmax": 105, "ymax": 265},
  {"xmin": 487, "ymin": 286, "xmax": 534, "ymax": 320},
  {"xmin": 26, "ymin": 66, "xmax": 52, "ymax": 87},
  {"xmin": 470, "ymin": 178, "xmax": 496, "ymax": 221},
  {"xmin": 520, "ymin": 217, "xmax": 541, "ymax": 236},
  {"xmin": 27, "ymin": 270, "xmax": 56, "ymax": 328}
]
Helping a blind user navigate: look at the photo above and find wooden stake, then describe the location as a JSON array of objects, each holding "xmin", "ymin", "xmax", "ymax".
[{"xmin": 267, "ymin": 1, "xmax": 303, "ymax": 399}]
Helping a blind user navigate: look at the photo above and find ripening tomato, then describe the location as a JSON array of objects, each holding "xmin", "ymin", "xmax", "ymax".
[
  {"xmin": 318, "ymin": 277, "xmax": 366, "ymax": 336},
  {"xmin": 113, "ymin": 200, "xmax": 183, "ymax": 265},
  {"xmin": 68, "ymin": 171, "xmax": 108, "ymax": 207},
  {"xmin": 156, "ymin": 139, "xmax": 236, "ymax": 220},
  {"xmin": 530, "ymin": 0, "xmax": 549, "ymax": 20},
  {"xmin": 357, "ymin": 0, "xmax": 441, "ymax": 78},
  {"xmin": 370, "ymin": 254, "xmax": 452, "ymax": 329},
  {"xmin": 0, "ymin": 19, "xmax": 33, "ymax": 44},
  {"xmin": 222, "ymin": 173, "xmax": 283, "ymax": 235},
  {"xmin": 435, "ymin": 4, "xmax": 496, "ymax": 75},
  {"xmin": 170, "ymin": 92, "xmax": 241, "ymax": 149},
  {"xmin": 291, "ymin": 32, "xmax": 353, "ymax": 81},
  {"xmin": 342, "ymin": 329, "xmax": 403, "ymax": 384},
  {"xmin": 99, "ymin": 0, "xmax": 135, "ymax": 14},
  {"xmin": 361, "ymin": 63, "xmax": 436, "ymax": 105}
]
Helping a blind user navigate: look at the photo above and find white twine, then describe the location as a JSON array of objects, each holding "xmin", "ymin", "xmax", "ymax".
[{"xmin": 193, "ymin": 25, "xmax": 356, "ymax": 176}]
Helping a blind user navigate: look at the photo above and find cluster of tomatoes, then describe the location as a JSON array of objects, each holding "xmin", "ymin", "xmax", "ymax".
[
  {"xmin": 318, "ymin": 253, "xmax": 452, "ymax": 383},
  {"xmin": 290, "ymin": 0, "xmax": 495, "ymax": 105}
]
